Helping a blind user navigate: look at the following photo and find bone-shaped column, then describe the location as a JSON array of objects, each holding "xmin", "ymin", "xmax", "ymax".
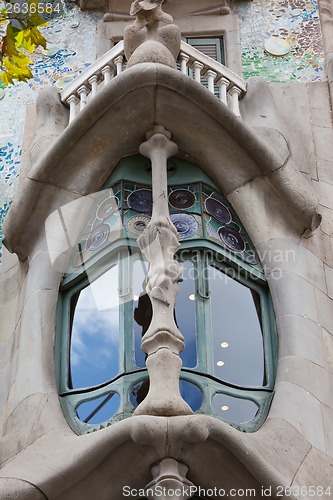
[
  {"xmin": 145, "ymin": 458, "xmax": 194, "ymax": 500},
  {"xmin": 134, "ymin": 125, "xmax": 192, "ymax": 416}
]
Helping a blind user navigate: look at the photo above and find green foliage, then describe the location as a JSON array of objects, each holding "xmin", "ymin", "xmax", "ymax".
[{"xmin": 0, "ymin": 0, "xmax": 48, "ymax": 85}]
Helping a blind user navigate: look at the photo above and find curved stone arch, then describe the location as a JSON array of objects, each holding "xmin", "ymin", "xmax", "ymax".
[{"xmin": 4, "ymin": 62, "xmax": 320, "ymax": 259}]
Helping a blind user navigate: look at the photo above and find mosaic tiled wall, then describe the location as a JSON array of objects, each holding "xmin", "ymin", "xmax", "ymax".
[
  {"xmin": 0, "ymin": 0, "xmax": 326, "ymax": 264},
  {"xmin": 233, "ymin": 0, "xmax": 325, "ymax": 82},
  {"xmin": 0, "ymin": 3, "xmax": 99, "ymax": 262}
]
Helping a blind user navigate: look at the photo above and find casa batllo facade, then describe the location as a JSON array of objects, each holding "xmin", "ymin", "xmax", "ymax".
[{"xmin": 0, "ymin": 0, "xmax": 333, "ymax": 498}]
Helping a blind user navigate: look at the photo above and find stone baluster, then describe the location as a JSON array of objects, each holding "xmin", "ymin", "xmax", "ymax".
[
  {"xmin": 192, "ymin": 60, "xmax": 204, "ymax": 82},
  {"xmin": 101, "ymin": 64, "xmax": 112, "ymax": 86},
  {"xmin": 77, "ymin": 84, "xmax": 89, "ymax": 111},
  {"xmin": 229, "ymin": 86, "xmax": 242, "ymax": 117},
  {"xmin": 88, "ymin": 74, "xmax": 98, "ymax": 97},
  {"xmin": 217, "ymin": 76, "xmax": 229, "ymax": 105},
  {"xmin": 114, "ymin": 55, "xmax": 124, "ymax": 75},
  {"xmin": 205, "ymin": 69, "xmax": 217, "ymax": 94},
  {"xmin": 67, "ymin": 94, "xmax": 79, "ymax": 123},
  {"xmin": 134, "ymin": 125, "xmax": 193, "ymax": 417},
  {"xmin": 179, "ymin": 52, "xmax": 190, "ymax": 74}
]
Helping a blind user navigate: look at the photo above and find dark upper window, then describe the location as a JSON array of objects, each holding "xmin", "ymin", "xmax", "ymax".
[
  {"xmin": 56, "ymin": 155, "xmax": 276, "ymax": 434},
  {"xmin": 186, "ymin": 37, "xmax": 224, "ymax": 65},
  {"xmin": 180, "ymin": 37, "xmax": 225, "ymax": 96}
]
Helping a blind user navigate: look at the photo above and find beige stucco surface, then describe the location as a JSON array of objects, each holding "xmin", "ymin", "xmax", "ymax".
[{"xmin": 1, "ymin": 2, "xmax": 333, "ymax": 498}]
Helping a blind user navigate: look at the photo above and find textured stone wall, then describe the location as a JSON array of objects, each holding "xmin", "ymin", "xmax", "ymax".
[{"xmin": 0, "ymin": 0, "xmax": 332, "ymax": 497}]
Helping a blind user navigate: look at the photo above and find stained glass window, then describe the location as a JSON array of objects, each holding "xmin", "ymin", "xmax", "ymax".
[{"xmin": 56, "ymin": 155, "xmax": 276, "ymax": 434}]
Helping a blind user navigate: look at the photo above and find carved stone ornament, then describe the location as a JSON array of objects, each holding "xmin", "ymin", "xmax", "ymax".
[
  {"xmin": 124, "ymin": 0, "xmax": 181, "ymax": 68},
  {"xmin": 145, "ymin": 458, "xmax": 195, "ymax": 500},
  {"xmin": 134, "ymin": 126, "xmax": 192, "ymax": 417}
]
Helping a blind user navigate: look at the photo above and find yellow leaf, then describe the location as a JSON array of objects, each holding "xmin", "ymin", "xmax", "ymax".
[
  {"xmin": 0, "ymin": 72, "xmax": 12, "ymax": 86},
  {"xmin": 15, "ymin": 29, "xmax": 36, "ymax": 53},
  {"xmin": 29, "ymin": 27, "xmax": 47, "ymax": 48}
]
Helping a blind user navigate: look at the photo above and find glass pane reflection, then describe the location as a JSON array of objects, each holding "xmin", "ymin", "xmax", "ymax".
[
  {"xmin": 176, "ymin": 260, "xmax": 197, "ymax": 368},
  {"xmin": 133, "ymin": 259, "xmax": 150, "ymax": 368},
  {"xmin": 70, "ymin": 266, "xmax": 120, "ymax": 388},
  {"xmin": 130, "ymin": 379, "xmax": 149, "ymax": 407},
  {"xmin": 180, "ymin": 380, "xmax": 202, "ymax": 411},
  {"xmin": 212, "ymin": 393, "xmax": 258, "ymax": 424},
  {"xmin": 209, "ymin": 266, "xmax": 264, "ymax": 386},
  {"xmin": 76, "ymin": 393, "xmax": 120, "ymax": 424}
]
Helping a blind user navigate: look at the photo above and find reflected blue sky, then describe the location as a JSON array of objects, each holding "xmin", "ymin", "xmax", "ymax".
[
  {"xmin": 76, "ymin": 393, "xmax": 120, "ymax": 424},
  {"xmin": 180, "ymin": 380, "xmax": 202, "ymax": 411},
  {"xmin": 70, "ymin": 266, "xmax": 120, "ymax": 388}
]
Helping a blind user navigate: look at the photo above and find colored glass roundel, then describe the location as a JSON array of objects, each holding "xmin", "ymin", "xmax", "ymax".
[
  {"xmin": 127, "ymin": 189, "xmax": 153, "ymax": 213},
  {"xmin": 218, "ymin": 227, "xmax": 245, "ymax": 252},
  {"xmin": 170, "ymin": 213, "xmax": 198, "ymax": 240},
  {"xmin": 169, "ymin": 189, "xmax": 196, "ymax": 209},
  {"xmin": 126, "ymin": 215, "xmax": 151, "ymax": 236},
  {"xmin": 205, "ymin": 197, "xmax": 231, "ymax": 224},
  {"xmin": 264, "ymin": 37, "xmax": 291, "ymax": 57},
  {"xmin": 86, "ymin": 223, "xmax": 110, "ymax": 252},
  {"xmin": 97, "ymin": 196, "xmax": 119, "ymax": 220}
]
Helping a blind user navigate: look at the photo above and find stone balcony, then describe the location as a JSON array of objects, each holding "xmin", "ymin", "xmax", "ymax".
[{"xmin": 60, "ymin": 39, "xmax": 246, "ymax": 124}]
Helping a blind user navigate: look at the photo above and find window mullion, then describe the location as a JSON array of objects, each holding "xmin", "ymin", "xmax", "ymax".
[
  {"xmin": 196, "ymin": 251, "xmax": 214, "ymax": 374},
  {"xmin": 118, "ymin": 250, "xmax": 132, "ymax": 373}
]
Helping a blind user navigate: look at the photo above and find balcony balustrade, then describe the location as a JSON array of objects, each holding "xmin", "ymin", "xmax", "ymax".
[{"xmin": 60, "ymin": 40, "xmax": 246, "ymax": 124}]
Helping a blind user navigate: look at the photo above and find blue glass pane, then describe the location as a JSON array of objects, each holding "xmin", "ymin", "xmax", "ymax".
[
  {"xmin": 76, "ymin": 393, "xmax": 120, "ymax": 424},
  {"xmin": 180, "ymin": 380, "xmax": 203, "ymax": 411},
  {"xmin": 176, "ymin": 260, "xmax": 197, "ymax": 368},
  {"xmin": 209, "ymin": 266, "xmax": 264, "ymax": 387},
  {"xmin": 212, "ymin": 394, "xmax": 258, "ymax": 424},
  {"xmin": 70, "ymin": 266, "xmax": 120, "ymax": 388}
]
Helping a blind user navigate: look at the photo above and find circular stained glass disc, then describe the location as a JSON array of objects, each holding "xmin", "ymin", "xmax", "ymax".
[
  {"xmin": 97, "ymin": 196, "xmax": 119, "ymax": 220},
  {"xmin": 242, "ymin": 250, "xmax": 259, "ymax": 265},
  {"xmin": 171, "ymin": 213, "xmax": 198, "ymax": 240},
  {"xmin": 264, "ymin": 37, "xmax": 291, "ymax": 57},
  {"xmin": 205, "ymin": 198, "xmax": 232, "ymax": 224},
  {"xmin": 70, "ymin": 21, "xmax": 80, "ymax": 28},
  {"xmin": 55, "ymin": 76, "xmax": 74, "ymax": 90},
  {"xmin": 169, "ymin": 189, "xmax": 195, "ymax": 209},
  {"xmin": 42, "ymin": 45, "xmax": 60, "ymax": 57},
  {"xmin": 86, "ymin": 223, "xmax": 110, "ymax": 252},
  {"xmin": 218, "ymin": 227, "xmax": 245, "ymax": 252},
  {"xmin": 127, "ymin": 189, "xmax": 153, "ymax": 213},
  {"xmin": 291, "ymin": 8, "xmax": 302, "ymax": 17},
  {"xmin": 126, "ymin": 215, "xmax": 151, "ymax": 235}
]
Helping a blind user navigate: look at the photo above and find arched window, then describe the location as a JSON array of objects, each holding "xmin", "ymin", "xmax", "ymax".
[{"xmin": 56, "ymin": 155, "xmax": 276, "ymax": 434}]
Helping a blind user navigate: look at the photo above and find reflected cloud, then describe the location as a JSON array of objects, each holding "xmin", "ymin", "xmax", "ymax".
[{"xmin": 71, "ymin": 311, "xmax": 119, "ymax": 369}]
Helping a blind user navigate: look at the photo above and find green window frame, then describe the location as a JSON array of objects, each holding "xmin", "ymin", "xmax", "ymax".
[{"xmin": 56, "ymin": 155, "xmax": 276, "ymax": 434}]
